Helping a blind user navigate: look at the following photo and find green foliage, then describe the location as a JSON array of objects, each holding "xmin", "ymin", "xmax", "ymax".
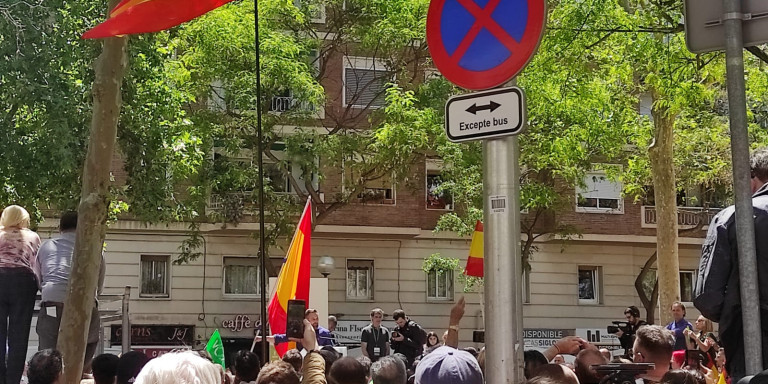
[
  {"xmin": 458, "ymin": 274, "xmax": 484, "ymax": 294},
  {"xmin": 421, "ymin": 252, "xmax": 459, "ymax": 274},
  {"xmin": 0, "ymin": 0, "xmax": 101, "ymax": 219},
  {"xmin": 7, "ymin": 0, "xmax": 768, "ymax": 264}
]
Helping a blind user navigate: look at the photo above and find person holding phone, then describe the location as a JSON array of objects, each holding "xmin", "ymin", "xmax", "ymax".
[
  {"xmin": 256, "ymin": 308, "xmax": 336, "ymax": 348},
  {"xmin": 361, "ymin": 308, "xmax": 390, "ymax": 362}
]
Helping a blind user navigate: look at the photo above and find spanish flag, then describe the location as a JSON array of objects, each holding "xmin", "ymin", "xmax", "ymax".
[
  {"xmin": 82, "ymin": 0, "xmax": 235, "ymax": 39},
  {"xmin": 268, "ymin": 198, "xmax": 312, "ymax": 357},
  {"xmin": 464, "ymin": 220, "xmax": 484, "ymax": 277}
]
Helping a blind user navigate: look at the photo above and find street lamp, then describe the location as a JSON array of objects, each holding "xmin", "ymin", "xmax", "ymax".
[{"xmin": 317, "ymin": 255, "xmax": 335, "ymax": 278}]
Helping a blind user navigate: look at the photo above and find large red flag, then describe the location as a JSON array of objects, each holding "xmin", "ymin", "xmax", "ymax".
[
  {"xmin": 82, "ymin": 0, "xmax": 235, "ymax": 39},
  {"xmin": 267, "ymin": 199, "xmax": 312, "ymax": 357},
  {"xmin": 464, "ymin": 220, "xmax": 484, "ymax": 277}
]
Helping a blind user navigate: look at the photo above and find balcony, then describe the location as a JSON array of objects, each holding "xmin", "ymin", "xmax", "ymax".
[
  {"xmin": 207, "ymin": 191, "xmax": 324, "ymax": 216},
  {"xmin": 641, "ymin": 206, "xmax": 722, "ymax": 230},
  {"xmin": 269, "ymin": 96, "xmax": 324, "ymax": 118}
]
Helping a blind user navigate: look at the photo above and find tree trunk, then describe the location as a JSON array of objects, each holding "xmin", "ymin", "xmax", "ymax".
[
  {"xmin": 634, "ymin": 251, "xmax": 659, "ymax": 324},
  {"xmin": 648, "ymin": 90, "xmax": 680, "ymax": 326},
  {"xmin": 58, "ymin": 3, "xmax": 127, "ymax": 380}
]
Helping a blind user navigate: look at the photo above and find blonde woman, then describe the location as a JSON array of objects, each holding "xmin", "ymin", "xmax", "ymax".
[
  {"xmin": 0, "ymin": 205, "xmax": 41, "ymax": 384},
  {"xmin": 684, "ymin": 315, "xmax": 718, "ymax": 365}
]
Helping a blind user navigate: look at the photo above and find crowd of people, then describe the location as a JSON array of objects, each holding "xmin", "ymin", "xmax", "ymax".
[
  {"xmin": 526, "ymin": 303, "xmax": 730, "ymax": 384},
  {"xmin": 0, "ymin": 207, "xmax": 103, "ymax": 384},
  {"xmin": 7, "ymin": 148, "xmax": 768, "ymax": 383},
  {"xmin": 22, "ymin": 297, "xmax": 483, "ymax": 384},
  {"xmin": 16, "ymin": 300, "xmax": 732, "ymax": 384}
]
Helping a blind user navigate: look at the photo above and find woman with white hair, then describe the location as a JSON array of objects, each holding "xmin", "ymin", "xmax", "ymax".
[
  {"xmin": 0, "ymin": 204, "xmax": 41, "ymax": 384},
  {"xmin": 134, "ymin": 351, "xmax": 223, "ymax": 384}
]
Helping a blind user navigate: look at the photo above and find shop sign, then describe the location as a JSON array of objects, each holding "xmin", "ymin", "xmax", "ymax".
[
  {"xmin": 110, "ymin": 324, "xmax": 195, "ymax": 346},
  {"xmin": 221, "ymin": 314, "xmax": 257, "ymax": 333},
  {"xmin": 333, "ymin": 320, "xmax": 371, "ymax": 345},
  {"xmin": 575, "ymin": 328, "xmax": 620, "ymax": 346},
  {"xmin": 132, "ymin": 346, "xmax": 191, "ymax": 359},
  {"xmin": 523, "ymin": 328, "xmax": 574, "ymax": 349}
]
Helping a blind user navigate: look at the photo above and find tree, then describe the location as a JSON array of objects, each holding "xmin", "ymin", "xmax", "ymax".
[
  {"xmin": 165, "ymin": 0, "xmax": 443, "ymax": 262},
  {"xmin": 58, "ymin": 1, "xmax": 128, "ymax": 377},
  {"xmin": 532, "ymin": 0, "xmax": 768, "ymax": 324}
]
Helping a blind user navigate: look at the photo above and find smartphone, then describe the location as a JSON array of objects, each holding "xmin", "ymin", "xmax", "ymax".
[
  {"xmin": 286, "ymin": 299, "xmax": 306, "ymax": 339},
  {"xmin": 473, "ymin": 330, "xmax": 485, "ymax": 343},
  {"xmin": 392, "ymin": 331, "xmax": 400, "ymax": 338},
  {"xmin": 685, "ymin": 349, "xmax": 703, "ymax": 370}
]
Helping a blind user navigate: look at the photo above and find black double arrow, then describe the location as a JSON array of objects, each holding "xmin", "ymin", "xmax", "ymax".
[{"xmin": 465, "ymin": 100, "xmax": 501, "ymax": 115}]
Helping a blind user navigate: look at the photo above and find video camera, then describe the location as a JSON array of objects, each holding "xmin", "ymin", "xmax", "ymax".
[
  {"xmin": 607, "ymin": 321, "xmax": 630, "ymax": 334},
  {"xmin": 592, "ymin": 363, "xmax": 655, "ymax": 384}
]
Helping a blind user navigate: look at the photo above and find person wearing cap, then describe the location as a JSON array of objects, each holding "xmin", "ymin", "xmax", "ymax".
[
  {"xmin": 415, "ymin": 296, "xmax": 483, "ymax": 383},
  {"xmin": 415, "ymin": 346, "xmax": 484, "ymax": 384}
]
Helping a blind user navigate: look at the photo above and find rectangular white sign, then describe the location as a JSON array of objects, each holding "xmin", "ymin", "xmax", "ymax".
[
  {"xmin": 445, "ymin": 86, "xmax": 525, "ymax": 143},
  {"xmin": 334, "ymin": 320, "xmax": 371, "ymax": 345}
]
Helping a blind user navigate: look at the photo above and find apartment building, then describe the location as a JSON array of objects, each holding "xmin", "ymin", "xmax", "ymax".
[{"xmin": 30, "ymin": 155, "xmax": 716, "ymax": 364}]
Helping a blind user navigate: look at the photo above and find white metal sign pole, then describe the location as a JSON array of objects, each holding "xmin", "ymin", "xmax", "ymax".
[{"xmin": 483, "ymin": 133, "xmax": 524, "ymax": 383}]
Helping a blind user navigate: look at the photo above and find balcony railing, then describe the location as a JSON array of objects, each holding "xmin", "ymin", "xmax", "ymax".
[
  {"xmin": 641, "ymin": 206, "xmax": 722, "ymax": 230},
  {"xmin": 207, "ymin": 191, "xmax": 324, "ymax": 216},
  {"xmin": 270, "ymin": 96, "xmax": 315, "ymax": 114}
]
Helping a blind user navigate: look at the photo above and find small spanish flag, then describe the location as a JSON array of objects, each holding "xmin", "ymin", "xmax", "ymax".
[
  {"xmin": 267, "ymin": 198, "xmax": 312, "ymax": 357},
  {"xmin": 464, "ymin": 220, "xmax": 484, "ymax": 277},
  {"xmin": 82, "ymin": 0, "xmax": 235, "ymax": 39}
]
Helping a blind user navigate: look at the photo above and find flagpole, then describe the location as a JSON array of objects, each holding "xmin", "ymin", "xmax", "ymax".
[{"xmin": 254, "ymin": 0, "xmax": 270, "ymax": 366}]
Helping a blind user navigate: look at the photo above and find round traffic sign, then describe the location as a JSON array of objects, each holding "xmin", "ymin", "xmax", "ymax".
[{"xmin": 427, "ymin": 0, "xmax": 546, "ymax": 90}]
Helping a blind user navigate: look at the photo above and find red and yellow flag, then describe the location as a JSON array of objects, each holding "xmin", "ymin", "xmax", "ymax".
[
  {"xmin": 82, "ymin": 0, "xmax": 235, "ymax": 39},
  {"xmin": 267, "ymin": 199, "xmax": 312, "ymax": 357},
  {"xmin": 464, "ymin": 220, "xmax": 484, "ymax": 277}
]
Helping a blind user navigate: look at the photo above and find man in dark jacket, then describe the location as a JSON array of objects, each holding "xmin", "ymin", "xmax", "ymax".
[
  {"xmin": 391, "ymin": 309, "xmax": 426, "ymax": 369},
  {"xmin": 614, "ymin": 305, "xmax": 647, "ymax": 357},
  {"xmin": 694, "ymin": 147, "xmax": 768, "ymax": 381}
]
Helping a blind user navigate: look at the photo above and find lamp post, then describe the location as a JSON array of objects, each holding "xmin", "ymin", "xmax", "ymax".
[{"xmin": 317, "ymin": 256, "xmax": 335, "ymax": 278}]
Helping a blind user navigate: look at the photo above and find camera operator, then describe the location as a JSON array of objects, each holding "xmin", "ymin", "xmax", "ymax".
[
  {"xmin": 612, "ymin": 306, "xmax": 647, "ymax": 357},
  {"xmin": 390, "ymin": 309, "xmax": 426, "ymax": 368}
]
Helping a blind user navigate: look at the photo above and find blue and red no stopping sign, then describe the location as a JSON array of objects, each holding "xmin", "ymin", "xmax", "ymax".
[{"xmin": 427, "ymin": 0, "xmax": 546, "ymax": 90}]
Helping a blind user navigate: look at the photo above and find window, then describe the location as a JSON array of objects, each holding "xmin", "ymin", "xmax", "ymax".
[
  {"xmin": 344, "ymin": 57, "xmax": 392, "ymax": 108},
  {"xmin": 427, "ymin": 270, "xmax": 454, "ymax": 301},
  {"xmin": 639, "ymin": 269, "xmax": 697, "ymax": 303},
  {"xmin": 264, "ymin": 162, "xmax": 292, "ymax": 193},
  {"xmin": 342, "ymin": 160, "xmax": 396, "ymax": 205},
  {"xmin": 578, "ymin": 266, "xmax": 602, "ymax": 305},
  {"xmin": 680, "ymin": 270, "xmax": 696, "ymax": 302},
  {"xmin": 269, "ymin": 51, "xmax": 323, "ymax": 116},
  {"xmin": 640, "ymin": 270, "xmax": 696, "ymax": 302},
  {"xmin": 223, "ymin": 257, "xmax": 261, "ymax": 298},
  {"xmin": 426, "ymin": 160, "xmax": 453, "ymax": 210},
  {"xmin": 294, "ymin": 0, "xmax": 325, "ymax": 23},
  {"xmin": 576, "ymin": 171, "xmax": 623, "ymax": 213},
  {"xmin": 264, "ymin": 142, "xmax": 318, "ymax": 195},
  {"xmin": 140, "ymin": 255, "xmax": 170, "ymax": 298},
  {"xmin": 346, "ymin": 259, "xmax": 374, "ymax": 301}
]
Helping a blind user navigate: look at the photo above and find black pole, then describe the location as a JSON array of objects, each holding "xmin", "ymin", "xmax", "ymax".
[{"xmin": 254, "ymin": 0, "xmax": 270, "ymax": 366}]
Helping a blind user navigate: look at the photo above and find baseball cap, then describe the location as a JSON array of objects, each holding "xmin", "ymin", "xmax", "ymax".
[{"xmin": 415, "ymin": 346, "xmax": 484, "ymax": 384}]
